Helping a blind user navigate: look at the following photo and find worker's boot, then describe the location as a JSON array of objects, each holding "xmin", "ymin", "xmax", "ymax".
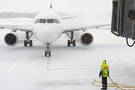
[
  {"xmin": 101, "ymin": 84, "xmax": 107, "ymax": 90},
  {"xmin": 105, "ymin": 84, "xmax": 107, "ymax": 89}
]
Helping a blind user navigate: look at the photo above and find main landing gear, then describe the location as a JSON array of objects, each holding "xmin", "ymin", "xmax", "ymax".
[
  {"xmin": 24, "ymin": 32, "xmax": 33, "ymax": 47},
  {"xmin": 45, "ymin": 43, "xmax": 51, "ymax": 57},
  {"xmin": 66, "ymin": 31, "xmax": 76, "ymax": 46}
]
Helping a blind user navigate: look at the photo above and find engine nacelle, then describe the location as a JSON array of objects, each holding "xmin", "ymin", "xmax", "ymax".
[
  {"xmin": 4, "ymin": 32, "xmax": 19, "ymax": 46},
  {"xmin": 75, "ymin": 31, "xmax": 93, "ymax": 46}
]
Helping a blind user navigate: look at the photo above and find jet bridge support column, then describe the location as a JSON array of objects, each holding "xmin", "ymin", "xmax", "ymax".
[{"xmin": 111, "ymin": 0, "xmax": 135, "ymax": 47}]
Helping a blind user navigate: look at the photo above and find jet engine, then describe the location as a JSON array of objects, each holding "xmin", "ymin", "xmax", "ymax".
[
  {"xmin": 75, "ymin": 31, "xmax": 93, "ymax": 46},
  {"xmin": 4, "ymin": 32, "xmax": 19, "ymax": 46}
]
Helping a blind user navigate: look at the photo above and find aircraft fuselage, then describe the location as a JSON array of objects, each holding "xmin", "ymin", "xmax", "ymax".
[{"xmin": 33, "ymin": 11, "xmax": 63, "ymax": 43}]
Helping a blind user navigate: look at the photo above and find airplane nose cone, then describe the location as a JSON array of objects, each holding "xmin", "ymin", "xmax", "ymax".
[{"xmin": 33, "ymin": 24, "xmax": 63, "ymax": 43}]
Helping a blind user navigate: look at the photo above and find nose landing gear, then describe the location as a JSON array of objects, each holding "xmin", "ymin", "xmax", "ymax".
[{"xmin": 45, "ymin": 43, "xmax": 51, "ymax": 57}]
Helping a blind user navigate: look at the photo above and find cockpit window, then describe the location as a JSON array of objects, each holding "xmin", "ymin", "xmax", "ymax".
[
  {"xmin": 34, "ymin": 19, "xmax": 60, "ymax": 24},
  {"xmin": 54, "ymin": 19, "xmax": 60, "ymax": 24},
  {"xmin": 47, "ymin": 19, "xmax": 60, "ymax": 24},
  {"xmin": 34, "ymin": 19, "xmax": 39, "ymax": 24},
  {"xmin": 39, "ymin": 19, "xmax": 46, "ymax": 23},
  {"xmin": 34, "ymin": 19, "xmax": 46, "ymax": 24},
  {"xmin": 47, "ymin": 19, "xmax": 54, "ymax": 23}
]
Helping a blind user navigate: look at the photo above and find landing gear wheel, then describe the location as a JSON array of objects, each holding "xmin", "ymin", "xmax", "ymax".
[
  {"xmin": 24, "ymin": 40, "xmax": 27, "ymax": 47},
  {"xmin": 49, "ymin": 51, "xmax": 51, "ymax": 57},
  {"xmin": 73, "ymin": 40, "xmax": 76, "ymax": 46},
  {"xmin": 45, "ymin": 51, "xmax": 47, "ymax": 57},
  {"xmin": 67, "ymin": 40, "xmax": 76, "ymax": 46},
  {"xmin": 29, "ymin": 40, "xmax": 33, "ymax": 46},
  {"xmin": 66, "ymin": 32, "xmax": 76, "ymax": 47},
  {"xmin": 24, "ymin": 32, "xmax": 33, "ymax": 47},
  {"xmin": 68, "ymin": 40, "xmax": 70, "ymax": 46},
  {"xmin": 45, "ymin": 51, "xmax": 51, "ymax": 57}
]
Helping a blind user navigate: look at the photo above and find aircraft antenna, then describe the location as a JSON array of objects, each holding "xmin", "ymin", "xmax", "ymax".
[{"xmin": 50, "ymin": 0, "xmax": 52, "ymax": 9}]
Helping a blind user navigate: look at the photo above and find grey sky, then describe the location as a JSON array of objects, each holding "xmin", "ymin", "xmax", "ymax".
[{"xmin": 0, "ymin": 0, "xmax": 112, "ymax": 13}]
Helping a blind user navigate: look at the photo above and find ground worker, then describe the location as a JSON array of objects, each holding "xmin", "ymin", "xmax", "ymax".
[{"xmin": 99, "ymin": 60, "xmax": 109, "ymax": 90}]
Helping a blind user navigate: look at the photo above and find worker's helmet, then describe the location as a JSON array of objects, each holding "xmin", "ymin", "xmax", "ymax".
[{"xmin": 102, "ymin": 60, "xmax": 106, "ymax": 64}]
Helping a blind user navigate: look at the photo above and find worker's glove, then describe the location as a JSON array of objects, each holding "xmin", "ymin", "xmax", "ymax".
[{"xmin": 99, "ymin": 71, "xmax": 102, "ymax": 78}]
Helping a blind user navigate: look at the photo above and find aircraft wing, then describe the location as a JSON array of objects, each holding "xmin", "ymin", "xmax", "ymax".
[
  {"xmin": 0, "ymin": 24, "xmax": 33, "ymax": 32},
  {"xmin": 63, "ymin": 24, "xmax": 111, "ymax": 33},
  {"xmin": 0, "ymin": 18, "xmax": 33, "ymax": 32}
]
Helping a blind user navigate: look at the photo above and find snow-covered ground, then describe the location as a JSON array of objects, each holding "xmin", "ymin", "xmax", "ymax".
[{"xmin": 0, "ymin": 14, "xmax": 135, "ymax": 90}]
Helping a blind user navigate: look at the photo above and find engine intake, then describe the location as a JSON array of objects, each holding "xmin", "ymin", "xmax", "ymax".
[
  {"xmin": 80, "ymin": 32, "xmax": 93, "ymax": 46},
  {"xmin": 4, "ymin": 32, "xmax": 19, "ymax": 46}
]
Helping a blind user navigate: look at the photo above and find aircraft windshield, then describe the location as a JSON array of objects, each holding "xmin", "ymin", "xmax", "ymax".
[
  {"xmin": 39, "ymin": 19, "xmax": 46, "ymax": 23},
  {"xmin": 34, "ymin": 19, "xmax": 39, "ymax": 24},
  {"xmin": 54, "ymin": 19, "xmax": 60, "ymax": 24},
  {"xmin": 34, "ymin": 19, "xmax": 60, "ymax": 24},
  {"xmin": 47, "ymin": 19, "xmax": 54, "ymax": 23}
]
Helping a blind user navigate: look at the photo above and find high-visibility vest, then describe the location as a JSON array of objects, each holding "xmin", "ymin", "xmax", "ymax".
[{"xmin": 101, "ymin": 60, "xmax": 109, "ymax": 77}]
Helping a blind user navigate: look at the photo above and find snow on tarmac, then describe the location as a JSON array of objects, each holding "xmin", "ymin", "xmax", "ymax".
[{"xmin": 0, "ymin": 25, "xmax": 135, "ymax": 89}]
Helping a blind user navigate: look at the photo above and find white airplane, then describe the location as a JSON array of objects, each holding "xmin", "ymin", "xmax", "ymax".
[{"xmin": 0, "ymin": 3, "xmax": 110, "ymax": 57}]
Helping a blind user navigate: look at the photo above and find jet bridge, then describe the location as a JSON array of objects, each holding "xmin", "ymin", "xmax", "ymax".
[{"xmin": 111, "ymin": 0, "xmax": 135, "ymax": 47}]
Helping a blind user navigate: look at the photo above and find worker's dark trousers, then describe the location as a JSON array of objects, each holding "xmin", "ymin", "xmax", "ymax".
[{"xmin": 102, "ymin": 77, "xmax": 107, "ymax": 89}]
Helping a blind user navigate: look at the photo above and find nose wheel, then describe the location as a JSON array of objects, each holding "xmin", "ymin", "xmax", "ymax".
[
  {"xmin": 45, "ymin": 43, "xmax": 51, "ymax": 57},
  {"xmin": 45, "ymin": 51, "xmax": 51, "ymax": 57}
]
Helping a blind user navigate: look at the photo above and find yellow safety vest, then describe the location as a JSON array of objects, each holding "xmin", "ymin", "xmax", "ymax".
[{"xmin": 101, "ymin": 60, "xmax": 109, "ymax": 77}]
